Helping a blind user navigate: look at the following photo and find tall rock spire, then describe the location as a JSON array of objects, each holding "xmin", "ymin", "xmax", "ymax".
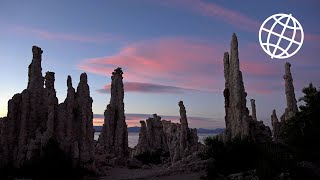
[
  {"xmin": 221, "ymin": 33, "xmax": 271, "ymax": 143},
  {"xmin": 281, "ymin": 62, "xmax": 298, "ymax": 121},
  {"xmin": 98, "ymin": 67, "xmax": 128, "ymax": 157},
  {"xmin": 28, "ymin": 46, "xmax": 44, "ymax": 89},
  {"xmin": 250, "ymin": 99, "xmax": 257, "ymax": 121},
  {"xmin": 223, "ymin": 33, "xmax": 250, "ymax": 141},
  {"xmin": 179, "ymin": 101, "xmax": 188, "ymax": 157}
]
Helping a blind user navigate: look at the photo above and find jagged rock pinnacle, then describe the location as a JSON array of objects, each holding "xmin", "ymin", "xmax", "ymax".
[
  {"xmin": 282, "ymin": 62, "xmax": 298, "ymax": 121},
  {"xmin": 221, "ymin": 34, "xmax": 271, "ymax": 143},
  {"xmin": 67, "ymin": 75, "xmax": 73, "ymax": 88},
  {"xmin": 250, "ymin": 99, "xmax": 257, "ymax": 121},
  {"xmin": 98, "ymin": 67, "xmax": 128, "ymax": 157},
  {"xmin": 28, "ymin": 46, "xmax": 44, "ymax": 89},
  {"xmin": 271, "ymin": 109, "xmax": 281, "ymax": 140}
]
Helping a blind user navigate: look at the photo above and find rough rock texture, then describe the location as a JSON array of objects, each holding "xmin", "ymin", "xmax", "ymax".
[
  {"xmin": 134, "ymin": 102, "xmax": 200, "ymax": 163},
  {"xmin": 0, "ymin": 46, "xmax": 95, "ymax": 170},
  {"xmin": 98, "ymin": 67, "xmax": 128, "ymax": 157},
  {"xmin": 133, "ymin": 121, "xmax": 150, "ymax": 156},
  {"xmin": 222, "ymin": 33, "xmax": 250, "ymax": 141},
  {"xmin": 134, "ymin": 114, "xmax": 169, "ymax": 157},
  {"xmin": 250, "ymin": 99, "xmax": 257, "ymax": 121},
  {"xmin": 179, "ymin": 101, "xmax": 188, "ymax": 156},
  {"xmin": 281, "ymin": 62, "xmax": 298, "ymax": 122},
  {"xmin": 271, "ymin": 109, "xmax": 281, "ymax": 140},
  {"xmin": 162, "ymin": 120, "xmax": 181, "ymax": 162},
  {"xmin": 221, "ymin": 34, "xmax": 271, "ymax": 143}
]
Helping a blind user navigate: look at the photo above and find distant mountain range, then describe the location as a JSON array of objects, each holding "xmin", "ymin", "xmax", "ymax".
[{"xmin": 94, "ymin": 126, "xmax": 224, "ymax": 134}]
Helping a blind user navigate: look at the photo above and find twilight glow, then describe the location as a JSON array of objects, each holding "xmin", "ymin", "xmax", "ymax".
[{"xmin": 0, "ymin": 0, "xmax": 319, "ymax": 129}]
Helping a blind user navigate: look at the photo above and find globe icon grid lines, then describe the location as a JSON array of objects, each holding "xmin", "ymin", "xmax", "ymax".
[{"xmin": 259, "ymin": 13, "xmax": 304, "ymax": 59}]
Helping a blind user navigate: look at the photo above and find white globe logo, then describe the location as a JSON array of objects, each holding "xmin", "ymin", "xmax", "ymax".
[{"xmin": 259, "ymin": 13, "xmax": 304, "ymax": 59}]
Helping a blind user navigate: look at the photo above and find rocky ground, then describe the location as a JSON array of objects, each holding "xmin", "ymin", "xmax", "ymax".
[{"xmin": 100, "ymin": 167, "xmax": 203, "ymax": 180}]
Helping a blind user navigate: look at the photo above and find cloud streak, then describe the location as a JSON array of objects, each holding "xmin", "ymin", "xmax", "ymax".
[
  {"xmin": 97, "ymin": 82, "xmax": 200, "ymax": 94},
  {"xmin": 79, "ymin": 38, "xmax": 224, "ymax": 92}
]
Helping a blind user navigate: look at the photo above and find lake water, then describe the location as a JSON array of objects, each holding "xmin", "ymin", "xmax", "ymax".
[{"xmin": 94, "ymin": 132, "xmax": 216, "ymax": 148}]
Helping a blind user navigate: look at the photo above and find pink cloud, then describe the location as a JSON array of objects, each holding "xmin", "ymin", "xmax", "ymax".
[
  {"xmin": 241, "ymin": 60, "xmax": 280, "ymax": 76},
  {"xmin": 9, "ymin": 25, "xmax": 123, "ymax": 43},
  {"xmin": 78, "ymin": 38, "xmax": 224, "ymax": 91},
  {"xmin": 78, "ymin": 37, "xmax": 284, "ymax": 95},
  {"xmin": 305, "ymin": 33, "xmax": 320, "ymax": 41}
]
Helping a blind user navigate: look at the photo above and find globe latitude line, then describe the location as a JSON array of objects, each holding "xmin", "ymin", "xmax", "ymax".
[
  {"xmin": 279, "ymin": 15, "xmax": 300, "ymax": 58},
  {"xmin": 261, "ymin": 28, "xmax": 301, "ymax": 45},
  {"xmin": 261, "ymin": 43, "xmax": 289, "ymax": 56},
  {"xmin": 271, "ymin": 14, "xmax": 292, "ymax": 58},
  {"xmin": 272, "ymin": 16, "xmax": 303, "ymax": 30},
  {"xmin": 265, "ymin": 15, "xmax": 288, "ymax": 57}
]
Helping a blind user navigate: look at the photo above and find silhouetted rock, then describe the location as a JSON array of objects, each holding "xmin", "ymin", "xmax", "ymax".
[
  {"xmin": 134, "ymin": 102, "xmax": 200, "ymax": 163},
  {"xmin": 250, "ymin": 99, "xmax": 257, "ymax": 121},
  {"xmin": 98, "ymin": 67, "xmax": 129, "ymax": 157},
  {"xmin": 271, "ymin": 109, "xmax": 281, "ymax": 140},
  {"xmin": 0, "ymin": 46, "xmax": 95, "ymax": 172},
  {"xmin": 133, "ymin": 121, "xmax": 150, "ymax": 156},
  {"xmin": 221, "ymin": 34, "xmax": 271, "ymax": 143},
  {"xmin": 281, "ymin": 62, "xmax": 298, "ymax": 122}
]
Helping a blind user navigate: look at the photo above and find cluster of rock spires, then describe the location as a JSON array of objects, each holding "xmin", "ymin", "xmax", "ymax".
[
  {"xmin": 0, "ymin": 34, "xmax": 301, "ymax": 178},
  {"xmin": 0, "ymin": 46, "xmax": 95, "ymax": 170},
  {"xmin": 220, "ymin": 33, "xmax": 271, "ymax": 143},
  {"xmin": 133, "ymin": 101, "xmax": 199, "ymax": 163},
  {"xmin": 270, "ymin": 62, "xmax": 298, "ymax": 140},
  {"xmin": 220, "ymin": 34, "xmax": 299, "ymax": 143}
]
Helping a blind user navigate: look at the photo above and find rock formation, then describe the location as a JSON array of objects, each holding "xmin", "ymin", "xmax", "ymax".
[
  {"xmin": 281, "ymin": 62, "xmax": 298, "ymax": 121},
  {"xmin": 134, "ymin": 102, "xmax": 199, "ymax": 163},
  {"xmin": 134, "ymin": 114, "xmax": 169, "ymax": 157},
  {"xmin": 221, "ymin": 34, "xmax": 271, "ymax": 143},
  {"xmin": 98, "ymin": 67, "xmax": 128, "ymax": 157},
  {"xmin": 178, "ymin": 101, "xmax": 198, "ymax": 158},
  {"xmin": 134, "ymin": 121, "xmax": 150, "ymax": 155},
  {"xmin": 250, "ymin": 99, "xmax": 257, "ymax": 121},
  {"xmin": 0, "ymin": 46, "xmax": 95, "ymax": 171},
  {"xmin": 271, "ymin": 109, "xmax": 281, "ymax": 140},
  {"xmin": 162, "ymin": 120, "xmax": 181, "ymax": 162}
]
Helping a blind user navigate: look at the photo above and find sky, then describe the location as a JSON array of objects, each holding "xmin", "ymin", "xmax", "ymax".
[{"xmin": 0, "ymin": 0, "xmax": 319, "ymax": 129}]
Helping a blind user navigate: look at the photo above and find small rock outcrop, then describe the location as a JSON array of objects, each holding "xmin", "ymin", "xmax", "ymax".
[
  {"xmin": 134, "ymin": 101, "xmax": 200, "ymax": 163},
  {"xmin": 98, "ymin": 67, "xmax": 129, "ymax": 157},
  {"xmin": 281, "ymin": 62, "xmax": 298, "ymax": 121},
  {"xmin": 178, "ymin": 101, "xmax": 199, "ymax": 158},
  {"xmin": 250, "ymin": 99, "xmax": 257, "ymax": 121},
  {"xmin": 221, "ymin": 34, "xmax": 271, "ymax": 143},
  {"xmin": 134, "ymin": 114, "xmax": 169, "ymax": 157},
  {"xmin": 0, "ymin": 46, "xmax": 95, "ymax": 171},
  {"xmin": 271, "ymin": 109, "xmax": 281, "ymax": 140}
]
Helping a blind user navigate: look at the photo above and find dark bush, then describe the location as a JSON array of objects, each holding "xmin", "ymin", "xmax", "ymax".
[{"xmin": 135, "ymin": 150, "xmax": 162, "ymax": 164}]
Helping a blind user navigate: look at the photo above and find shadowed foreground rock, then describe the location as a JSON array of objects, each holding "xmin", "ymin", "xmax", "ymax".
[
  {"xmin": 220, "ymin": 33, "xmax": 271, "ymax": 143},
  {"xmin": 0, "ymin": 46, "xmax": 95, "ymax": 171}
]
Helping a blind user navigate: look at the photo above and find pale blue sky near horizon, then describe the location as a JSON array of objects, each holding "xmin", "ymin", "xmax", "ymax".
[{"xmin": 0, "ymin": 0, "xmax": 319, "ymax": 129}]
